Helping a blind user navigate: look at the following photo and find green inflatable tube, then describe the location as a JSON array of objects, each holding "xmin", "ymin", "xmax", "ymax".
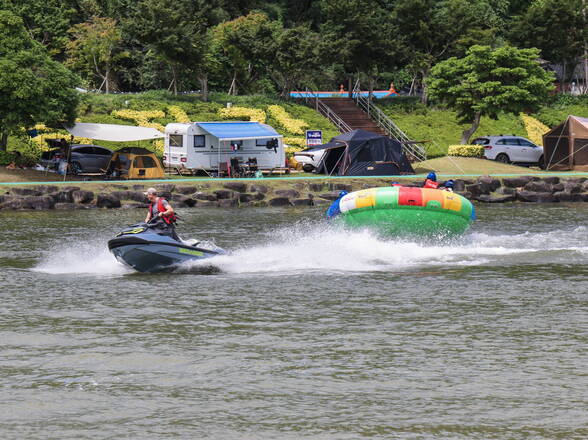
[{"xmin": 332, "ymin": 186, "xmax": 476, "ymax": 237}]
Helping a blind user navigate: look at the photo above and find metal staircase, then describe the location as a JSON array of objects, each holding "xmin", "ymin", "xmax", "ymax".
[
  {"xmin": 299, "ymin": 85, "xmax": 427, "ymax": 161},
  {"xmin": 301, "ymin": 89, "xmax": 352, "ymax": 134},
  {"xmin": 351, "ymin": 81, "xmax": 427, "ymax": 161}
]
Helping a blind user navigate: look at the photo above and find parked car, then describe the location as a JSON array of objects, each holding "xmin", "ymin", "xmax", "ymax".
[
  {"xmin": 293, "ymin": 147, "xmax": 326, "ymax": 172},
  {"xmin": 472, "ymin": 135, "xmax": 544, "ymax": 168},
  {"xmin": 40, "ymin": 144, "xmax": 113, "ymax": 174}
]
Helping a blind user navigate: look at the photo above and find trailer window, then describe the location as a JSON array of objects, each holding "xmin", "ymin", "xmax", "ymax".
[
  {"xmin": 256, "ymin": 139, "xmax": 268, "ymax": 146},
  {"xmin": 194, "ymin": 135, "xmax": 205, "ymax": 148},
  {"xmin": 230, "ymin": 140, "xmax": 243, "ymax": 151},
  {"xmin": 169, "ymin": 134, "xmax": 183, "ymax": 148}
]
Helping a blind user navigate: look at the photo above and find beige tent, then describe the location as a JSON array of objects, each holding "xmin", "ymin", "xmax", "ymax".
[{"xmin": 542, "ymin": 116, "xmax": 588, "ymax": 170}]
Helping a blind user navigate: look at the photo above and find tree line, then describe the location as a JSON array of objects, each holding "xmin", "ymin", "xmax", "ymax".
[{"xmin": 1, "ymin": 0, "xmax": 587, "ymax": 98}]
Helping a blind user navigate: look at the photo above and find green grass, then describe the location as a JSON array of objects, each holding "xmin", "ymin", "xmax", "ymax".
[
  {"xmin": 6, "ymin": 91, "xmax": 340, "ymax": 165},
  {"xmin": 413, "ymin": 157, "xmax": 542, "ymax": 175},
  {"xmin": 378, "ymin": 96, "xmax": 588, "ymax": 158},
  {"xmin": 7, "ymin": 90, "xmax": 588, "ymax": 180},
  {"xmin": 78, "ymin": 91, "xmax": 340, "ymax": 144}
]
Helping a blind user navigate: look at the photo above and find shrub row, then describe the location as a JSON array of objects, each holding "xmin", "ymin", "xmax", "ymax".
[{"xmin": 447, "ymin": 145, "xmax": 485, "ymax": 157}]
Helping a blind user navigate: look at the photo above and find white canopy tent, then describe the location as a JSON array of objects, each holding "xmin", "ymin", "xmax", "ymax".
[{"xmin": 65, "ymin": 123, "xmax": 164, "ymax": 142}]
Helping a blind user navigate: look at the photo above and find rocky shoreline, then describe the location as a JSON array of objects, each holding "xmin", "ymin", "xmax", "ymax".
[{"xmin": 1, "ymin": 175, "xmax": 588, "ymax": 211}]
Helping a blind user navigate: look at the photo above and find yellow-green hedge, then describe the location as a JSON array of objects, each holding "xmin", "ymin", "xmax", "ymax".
[
  {"xmin": 520, "ymin": 113, "xmax": 548, "ymax": 146},
  {"xmin": 218, "ymin": 106, "xmax": 266, "ymax": 123},
  {"xmin": 267, "ymin": 105, "xmax": 308, "ymax": 135},
  {"xmin": 447, "ymin": 144, "xmax": 485, "ymax": 157},
  {"xmin": 167, "ymin": 105, "xmax": 190, "ymax": 123}
]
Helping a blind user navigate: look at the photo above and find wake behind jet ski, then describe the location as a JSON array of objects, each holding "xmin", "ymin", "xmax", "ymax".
[{"xmin": 108, "ymin": 219, "xmax": 225, "ymax": 273}]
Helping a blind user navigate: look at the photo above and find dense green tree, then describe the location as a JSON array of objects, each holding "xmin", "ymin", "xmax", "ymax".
[
  {"xmin": 0, "ymin": 0, "xmax": 585, "ymax": 98},
  {"xmin": 130, "ymin": 0, "xmax": 210, "ymax": 95},
  {"xmin": 319, "ymin": 0, "xmax": 398, "ymax": 91},
  {"xmin": 0, "ymin": 10, "xmax": 79, "ymax": 150},
  {"xmin": 509, "ymin": 0, "xmax": 587, "ymax": 83},
  {"xmin": 211, "ymin": 12, "xmax": 279, "ymax": 95},
  {"xmin": 268, "ymin": 25, "xmax": 320, "ymax": 97},
  {"xmin": 393, "ymin": 0, "xmax": 503, "ymax": 101},
  {"xmin": 4, "ymin": 0, "xmax": 75, "ymax": 58},
  {"xmin": 427, "ymin": 45, "xmax": 554, "ymax": 144},
  {"xmin": 66, "ymin": 16, "xmax": 125, "ymax": 93},
  {"xmin": 282, "ymin": 0, "xmax": 322, "ymax": 28}
]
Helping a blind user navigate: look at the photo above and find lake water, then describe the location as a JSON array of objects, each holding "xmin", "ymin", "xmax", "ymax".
[{"xmin": 1, "ymin": 204, "xmax": 587, "ymax": 439}]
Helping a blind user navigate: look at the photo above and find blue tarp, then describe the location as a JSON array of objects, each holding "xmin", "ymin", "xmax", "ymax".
[{"xmin": 198, "ymin": 122, "xmax": 280, "ymax": 140}]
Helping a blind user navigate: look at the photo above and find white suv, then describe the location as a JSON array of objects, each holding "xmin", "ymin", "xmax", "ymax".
[{"xmin": 472, "ymin": 135, "xmax": 544, "ymax": 168}]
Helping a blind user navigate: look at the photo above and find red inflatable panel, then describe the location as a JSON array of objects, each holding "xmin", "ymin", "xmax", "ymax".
[{"xmin": 398, "ymin": 187, "xmax": 423, "ymax": 207}]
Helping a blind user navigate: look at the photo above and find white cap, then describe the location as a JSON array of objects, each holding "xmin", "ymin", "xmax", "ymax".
[{"xmin": 144, "ymin": 187, "xmax": 157, "ymax": 195}]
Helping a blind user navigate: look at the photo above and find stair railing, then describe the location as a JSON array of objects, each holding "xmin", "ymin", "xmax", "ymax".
[
  {"xmin": 302, "ymin": 88, "xmax": 352, "ymax": 134},
  {"xmin": 351, "ymin": 81, "xmax": 427, "ymax": 161}
]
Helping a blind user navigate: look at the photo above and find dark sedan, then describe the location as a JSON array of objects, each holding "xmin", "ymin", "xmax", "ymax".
[{"xmin": 40, "ymin": 144, "xmax": 113, "ymax": 174}]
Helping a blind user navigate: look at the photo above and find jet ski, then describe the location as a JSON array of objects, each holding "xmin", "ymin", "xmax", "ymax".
[{"xmin": 108, "ymin": 220, "xmax": 225, "ymax": 273}]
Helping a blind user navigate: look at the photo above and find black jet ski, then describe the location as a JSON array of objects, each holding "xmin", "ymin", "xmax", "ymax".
[{"xmin": 108, "ymin": 221, "xmax": 225, "ymax": 273}]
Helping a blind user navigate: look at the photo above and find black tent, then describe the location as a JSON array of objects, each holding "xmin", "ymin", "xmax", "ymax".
[{"xmin": 314, "ymin": 130, "xmax": 414, "ymax": 176}]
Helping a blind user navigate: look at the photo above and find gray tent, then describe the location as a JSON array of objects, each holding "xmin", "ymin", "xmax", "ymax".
[{"xmin": 314, "ymin": 130, "xmax": 414, "ymax": 176}]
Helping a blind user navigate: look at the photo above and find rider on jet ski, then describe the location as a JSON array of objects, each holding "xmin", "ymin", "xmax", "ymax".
[{"xmin": 144, "ymin": 187, "xmax": 179, "ymax": 240}]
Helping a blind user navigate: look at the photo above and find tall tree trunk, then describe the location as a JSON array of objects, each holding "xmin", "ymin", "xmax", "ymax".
[
  {"xmin": 0, "ymin": 132, "xmax": 8, "ymax": 151},
  {"xmin": 409, "ymin": 74, "xmax": 416, "ymax": 96},
  {"xmin": 280, "ymin": 78, "xmax": 290, "ymax": 99},
  {"xmin": 105, "ymin": 68, "xmax": 110, "ymax": 94},
  {"xmin": 461, "ymin": 112, "xmax": 482, "ymax": 144},
  {"xmin": 171, "ymin": 65, "xmax": 178, "ymax": 95},
  {"xmin": 199, "ymin": 74, "xmax": 208, "ymax": 102},
  {"xmin": 228, "ymin": 71, "xmax": 237, "ymax": 95},
  {"xmin": 420, "ymin": 69, "xmax": 428, "ymax": 105}
]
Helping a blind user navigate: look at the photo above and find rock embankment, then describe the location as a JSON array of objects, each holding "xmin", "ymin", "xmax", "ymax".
[
  {"xmin": 455, "ymin": 175, "xmax": 588, "ymax": 203},
  {"xmin": 0, "ymin": 176, "xmax": 587, "ymax": 211}
]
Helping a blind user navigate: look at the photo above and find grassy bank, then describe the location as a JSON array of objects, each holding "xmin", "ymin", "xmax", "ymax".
[
  {"xmin": 379, "ymin": 95, "xmax": 588, "ymax": 158},
  {"xmin": 0, "ymin": 157, "xmax": 545, "ymax": 184},
  {"xmin": 3, "ymin": 91, "xmax": 340, "ymax": 167},
  {"xmin": 4, "ymin": 91, "xmax": 588, "ymax": 176}
]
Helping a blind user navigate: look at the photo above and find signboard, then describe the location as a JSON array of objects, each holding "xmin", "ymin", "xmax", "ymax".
[{"xmin": 306, "ymin": 130, "xmax": 323, "ymax": 147}]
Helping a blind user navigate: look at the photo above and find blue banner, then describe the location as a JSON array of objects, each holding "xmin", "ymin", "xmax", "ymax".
[{"xmin": 306, "ymin": 130, "xmax": 322, "ymax": 147}]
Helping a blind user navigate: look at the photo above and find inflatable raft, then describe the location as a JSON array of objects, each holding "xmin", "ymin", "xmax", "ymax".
[{"xmin": 332, "ymin": 186, "xmax": 475, "ymax": 236}]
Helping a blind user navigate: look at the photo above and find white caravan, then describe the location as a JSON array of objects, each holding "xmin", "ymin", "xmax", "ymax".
[{"xmin": 163, "ymin": 121, "xmax": 285, "ymax": 173}]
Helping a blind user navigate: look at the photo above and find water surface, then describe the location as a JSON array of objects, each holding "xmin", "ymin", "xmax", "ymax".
[{"xmin": 1, "ymin": 204, "xmax": 587, "ymax": 439}]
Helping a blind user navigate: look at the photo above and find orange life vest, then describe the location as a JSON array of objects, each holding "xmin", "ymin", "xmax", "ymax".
[
  {"xmin": 151, "ymin": 197, "xmax": 177, "ymax": 224},
  {"xmin": 423, "ymin": 179, "xmax": 440, "ymax": 189}
]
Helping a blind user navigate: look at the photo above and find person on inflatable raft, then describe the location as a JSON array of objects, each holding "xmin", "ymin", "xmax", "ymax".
[
  {"xmin": 423, "ymin": 172, "xmax": 454, "ymax": 192},
  {"xmin": 326, "ymin": 176, "xmax": 456, "ymax": 219}
]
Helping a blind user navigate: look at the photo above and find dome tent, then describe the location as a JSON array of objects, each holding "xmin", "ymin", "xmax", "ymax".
[
  {"xmin": 106, "ymin": 147, "xmax": 164, "ymax": 179},
  {"xmin": 314, "ymin": 130, "xmax": 414, "ymax": 176}
]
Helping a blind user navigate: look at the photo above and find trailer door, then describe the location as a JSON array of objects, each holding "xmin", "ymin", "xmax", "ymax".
[{"xmin": 166, "ymin": 133, "xmax": 186, "ymax": 166}]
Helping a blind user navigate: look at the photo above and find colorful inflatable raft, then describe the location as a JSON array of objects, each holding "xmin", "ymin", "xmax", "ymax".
[{"xmin": 332, "ymin": 186, "xmax": 475, "ymax": 236}]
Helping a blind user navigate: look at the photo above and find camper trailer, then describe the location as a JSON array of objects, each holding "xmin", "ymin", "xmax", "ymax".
[{"xmin": 163, "ymin": 121, "xmax": 285, "ymax": 174}]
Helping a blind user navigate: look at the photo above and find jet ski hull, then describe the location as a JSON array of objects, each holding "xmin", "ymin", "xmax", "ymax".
[{"xmin": 108, "ymin": 225, "xmax": 223, "ymax": 273}]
